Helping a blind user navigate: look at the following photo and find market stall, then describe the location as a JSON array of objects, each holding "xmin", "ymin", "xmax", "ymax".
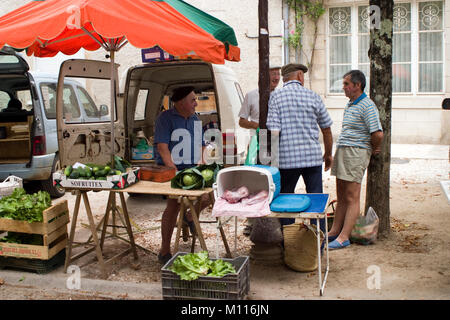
[{"xmin": 211, "ymin": 165, "xmax": 331, "ymax": 296}]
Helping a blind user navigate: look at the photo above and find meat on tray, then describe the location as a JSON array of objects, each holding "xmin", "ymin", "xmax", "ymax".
[
  {"xmin": 241, "ymin": 190, "xmax": 269, "ymax": 205},
  {"xmin": 222, "ymin": 186, "xmax": 249, "ymax": 203}
]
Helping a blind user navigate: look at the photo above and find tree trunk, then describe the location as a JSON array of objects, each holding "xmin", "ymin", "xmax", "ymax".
[
  {"xmin": 366, "ymin": 0, "xmax": 393, "ymax": 236},
  {"xmin": 258, "ymin": 0, "xmax": 270, "ymax": 130},
  {"xmin": 258, "ymin": 0, "xmax": 270, "ymax": 164}
]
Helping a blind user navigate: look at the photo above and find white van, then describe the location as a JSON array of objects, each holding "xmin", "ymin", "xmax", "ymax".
[{"xmin": 54, "ymin": 59, "xmax": 246, "ymax": 171}]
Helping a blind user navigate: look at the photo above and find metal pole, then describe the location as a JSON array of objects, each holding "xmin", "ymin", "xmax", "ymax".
[{"xmin": 110, "ymin": 49, "xmax": 115, "ymax": 168}]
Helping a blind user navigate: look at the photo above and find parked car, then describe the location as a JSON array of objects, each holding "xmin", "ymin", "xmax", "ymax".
[
  {"xmin": 0, "ymin": 47, "xmax": 109, "ymax": 197},
  {"xmin": 54, "ymin": 58, "xmax": 246, "ymax": 180}
]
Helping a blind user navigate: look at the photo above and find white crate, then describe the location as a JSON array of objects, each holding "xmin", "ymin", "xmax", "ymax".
[
  {"xmin": 53, "ymin": 168, "xmax": 140, "ymax": 190},
  {"xmin": 212, "ymin": 165, "xmax": 280, "ymax": 203},
  {"xmin": 0, "ymin": 175, "xmax": 23, "ymax": 199}
]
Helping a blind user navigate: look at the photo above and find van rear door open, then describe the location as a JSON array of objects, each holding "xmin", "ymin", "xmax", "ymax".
[{"xmin": 56, "ymin": 59, "xmax": 125, "ymax": 168}]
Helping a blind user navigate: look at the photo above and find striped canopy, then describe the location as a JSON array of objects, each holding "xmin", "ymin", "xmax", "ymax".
[{"xmin": 0, "ymin": 0, "xmax": 240, "ymax": 63}]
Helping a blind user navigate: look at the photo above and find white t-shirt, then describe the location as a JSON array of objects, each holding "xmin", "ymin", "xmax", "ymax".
[{"xmin": 238, "ymin": 89, "xmax": 259, "ymax": 123}]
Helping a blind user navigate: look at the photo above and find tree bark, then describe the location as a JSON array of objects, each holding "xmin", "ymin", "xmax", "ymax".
[
  {"xmin": 258, "ymin": 0, "xmax": 270, "ymax": 164},
  {"xmin": 258, "ymin": 0, "xmax": 270, "ymax": 130},
  {"xmin": 366, "ymin": 0, "xmax": 393, "ymax": 236}
]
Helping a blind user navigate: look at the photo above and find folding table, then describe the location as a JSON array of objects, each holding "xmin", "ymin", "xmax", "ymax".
[
  {"xmin": 118, "ymin": 180, "xmax": 232, "ymax": 257},
  {"xmin": 64, "ymin": 181, "xmax": 232, "ymax": 278},
  {"xmin": 215, "ymin": 193, "xmax": 330, "ymax": 296},
  {"xmin": 64, "ymin": 188, "xmax": 139, "ymax": 279}
]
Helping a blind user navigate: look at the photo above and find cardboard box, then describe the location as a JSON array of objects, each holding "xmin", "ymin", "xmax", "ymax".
[
  {"xmin": 132, "ymin": 146, "xmax": 154, "ymax": 160},
  {"xmin": 53, "ymin": 167, "xmax": 140, "ymax": 190},
  {"xmin": 141, "ymin": 46, "xmax": 174, "ymax": 63}
]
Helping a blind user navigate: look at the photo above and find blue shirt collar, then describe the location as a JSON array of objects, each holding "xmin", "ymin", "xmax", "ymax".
[
  {"xmin": 348, "ymin": 92, "xmax": 367, "ymax": 106},
  {"xmin": 284, "ymin": 80, "xmax": 303, "ymax": 87},
  {"xmin": 170, "ymin": 106, "xmax": 195, "ymax": 119}
]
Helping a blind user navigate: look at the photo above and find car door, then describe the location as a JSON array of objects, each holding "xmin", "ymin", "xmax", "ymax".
[{"xmin": 56, "ymin": 59, "xmax": 125, "ymax": 168}]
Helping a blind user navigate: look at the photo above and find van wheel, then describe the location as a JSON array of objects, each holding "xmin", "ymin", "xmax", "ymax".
[{"xmin": 41, "ymin": 155, "xmax": 65, "ymax": 198}]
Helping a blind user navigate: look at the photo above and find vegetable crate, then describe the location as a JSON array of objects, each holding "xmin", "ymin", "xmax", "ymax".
[
  {"xmin": 161, "ymin": 252, "xmax": 250, "ymax": 300},
  {"xmin": 0, "ymin": 200, "xmax": 69, "ymax": 260},
  {"xmin": 53, "ymin": 167, "xmax": 140, "ymax": 190},
  {"xmin": 0, "ymin": 248, "xmax": 66, "ymax": 274}
]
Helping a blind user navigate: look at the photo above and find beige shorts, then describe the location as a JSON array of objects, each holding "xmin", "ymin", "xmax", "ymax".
[{"xmin": 331, "ymin": 146, "xmax": 371, "ymax": 183}]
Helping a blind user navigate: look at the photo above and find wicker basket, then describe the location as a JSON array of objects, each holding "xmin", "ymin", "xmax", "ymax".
[
  {"xmin": 0, "ymin": 175, "xmax": 23, "ymax": 199},
  {"xmin": 283, "ymin": 223, "xmax": 324, "ymax": 272}
]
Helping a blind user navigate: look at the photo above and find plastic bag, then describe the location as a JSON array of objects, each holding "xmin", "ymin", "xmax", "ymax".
[
  {"xmin": 244, "ymin": 128, "xmax": 259, "ymax": 165},
  {"xmin": 350, "ymin": 207, "xmax": 379, "ymax": 245}
]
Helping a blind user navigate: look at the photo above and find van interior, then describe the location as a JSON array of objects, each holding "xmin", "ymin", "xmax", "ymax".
[
  {"xmin": 0, "ymin": 74, "xmax": 34, "ymax": 164},
  {"xmin": 124, "ymin": 62, "xmax": 221, "ymax": 164}
]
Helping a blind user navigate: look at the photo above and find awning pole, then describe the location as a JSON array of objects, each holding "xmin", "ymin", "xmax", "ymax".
[{"xmin": 110, "ymin": 49, "xmax": 116, "ymax": 169}]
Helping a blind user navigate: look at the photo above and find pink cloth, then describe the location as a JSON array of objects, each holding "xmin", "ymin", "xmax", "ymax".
[{"xmin": 212, "ymin": 190, "xmax": 271, "ymax": 218}]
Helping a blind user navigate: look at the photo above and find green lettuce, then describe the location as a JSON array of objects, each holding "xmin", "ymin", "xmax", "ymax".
[
  {"xmin": 0, "ymin": 187, "xmax": 51, "ymax": 223},
  {"xmin": 169, "ymin": 251, "xmax": 236, "ymax": 281},
  {"xmin": 208, "ymin": 259, "xmax": 236, "ymax": 278}
]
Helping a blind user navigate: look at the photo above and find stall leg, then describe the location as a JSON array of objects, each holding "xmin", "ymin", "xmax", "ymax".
[
  {"xmin": 81, "ymin": 192, "xmax": 108, "ymax": 278},
  {"xmin": 185, "ymin": 197, "xmax": 207, "ymax": 251},
  {"xmin": 119, "ymin": 192, "xmax": 139, "ymax": 260},
  {"xmin": 64, "ymin": 191, "xmax": 81, "ymax": 272},
  {"xmin": 99, "ymin": 192, "xmax": 114, "ymax": 250},
  {"xmin": 173, "ymin": 196, "xmax": 185, "ymax": 253}
]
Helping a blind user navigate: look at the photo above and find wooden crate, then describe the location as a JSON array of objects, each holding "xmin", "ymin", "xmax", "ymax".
[{"xmin": 0, "ymin": 200, "xmax": 69, "ymax": 260}]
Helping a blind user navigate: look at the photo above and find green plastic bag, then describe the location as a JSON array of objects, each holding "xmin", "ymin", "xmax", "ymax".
[{"xmin": 245, "ymin": 128, "xmax": 259, "ymax": 165}]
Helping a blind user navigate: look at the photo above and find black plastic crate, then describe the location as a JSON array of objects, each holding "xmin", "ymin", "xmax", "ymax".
[
  {"xmin": 161, "ymin": 252, "xmax": 250, "ymax": 300},
  {"xmin": 0, "ymin": 248, "xmax": 65, "ymax": 274}
]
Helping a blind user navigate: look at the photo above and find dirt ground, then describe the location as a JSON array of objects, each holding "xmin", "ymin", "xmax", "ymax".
[{"xmin": 0, "ymin": 150, "xmax": 449, "ymax": 301}]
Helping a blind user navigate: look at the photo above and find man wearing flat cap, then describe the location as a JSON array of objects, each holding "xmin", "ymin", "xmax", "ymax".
[
  {"xmin": 154, "ymin": 86, "xmax": 209, "ymax": 264},
  {"xmin": 267, "ymin": 63, "xmax": 333, "ymax": 233}
]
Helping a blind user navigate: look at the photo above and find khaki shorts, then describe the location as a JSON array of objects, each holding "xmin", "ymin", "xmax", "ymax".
[{"xmin": 331, "ymin": 146, "xmax": 371, "ymax": 183}]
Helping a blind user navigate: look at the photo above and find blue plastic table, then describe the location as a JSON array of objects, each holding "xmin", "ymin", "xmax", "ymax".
[{"xmin": 268, "ymin": 193, "xmax": 330, "ymax": 296}]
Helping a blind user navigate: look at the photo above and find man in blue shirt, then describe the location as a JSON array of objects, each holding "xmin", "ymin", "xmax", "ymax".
[
  {"xmin": 154, "ymin": 86, "xmax": 208, "ymax": 264},
  {"xmin": 328, "ymin": 70, "xmax": 384, "ymax": 250},
  {"xmin": 267, "ymin": 63, "xmax": 333, "ymax": 232}
]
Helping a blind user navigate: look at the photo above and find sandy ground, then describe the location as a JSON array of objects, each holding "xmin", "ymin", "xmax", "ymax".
[{"xmin": 0, "ymin": 147, "xmax": 449, "ymax": 301}]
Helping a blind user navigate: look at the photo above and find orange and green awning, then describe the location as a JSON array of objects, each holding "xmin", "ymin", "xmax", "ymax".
[{"xmin": 0, "ymin": 0, "xmax": 240, "ymax": 63}]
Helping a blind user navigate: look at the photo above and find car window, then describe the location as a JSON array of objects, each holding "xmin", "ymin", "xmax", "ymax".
[
  {"xmin": 76, "ymin": 86, "xmax": 98, "ymax": 117},
  {"xmin": 134, "ymin": 89, "xmax": 148, "ymax": 121},
  {"xmin": 0, "ymin": 90, "xmax": 9, "ymax": 111},
  {"xmin": 196, "ymin": 91, "xmax": 217, "ymax": 113},
  {"xmin": 0, "ymin": 89, "xmax": 32, "ymax": 113},
  {"xmin": 17, "ymin": 90, "xmax": 33, "ymax": 111},
  {"xmin": 41, "ymin": 83, "xmax": 81, "ymax": 120}
]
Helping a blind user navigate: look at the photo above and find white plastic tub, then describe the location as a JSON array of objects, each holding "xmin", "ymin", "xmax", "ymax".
[{"xmin": 212, "ymin": 165, "xmax": 280, "ymax": 203}]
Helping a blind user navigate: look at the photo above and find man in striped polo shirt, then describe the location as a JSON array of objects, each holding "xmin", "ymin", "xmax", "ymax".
[
  {"xmin": 328, "ymin": 70, "xmax": 384, "ymax": 250},
  {"xmin": 267, "ymin": 63, "xmax": 333, "ymax": 232}
]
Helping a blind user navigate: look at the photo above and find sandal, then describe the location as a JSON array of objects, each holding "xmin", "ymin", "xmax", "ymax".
[{"xmin": 328, "ymin": 239, "xmax": 350, "ymax": 250}]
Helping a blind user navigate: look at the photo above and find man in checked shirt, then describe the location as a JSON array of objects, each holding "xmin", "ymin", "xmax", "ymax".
[{"xmin": 267, "ymin": 63, "xmax": 333, "ymax": 233}]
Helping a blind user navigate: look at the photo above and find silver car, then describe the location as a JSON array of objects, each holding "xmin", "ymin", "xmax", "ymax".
[{"xmin": 0, "ymin": 47, "xmax": 109, "ymax": 197}]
